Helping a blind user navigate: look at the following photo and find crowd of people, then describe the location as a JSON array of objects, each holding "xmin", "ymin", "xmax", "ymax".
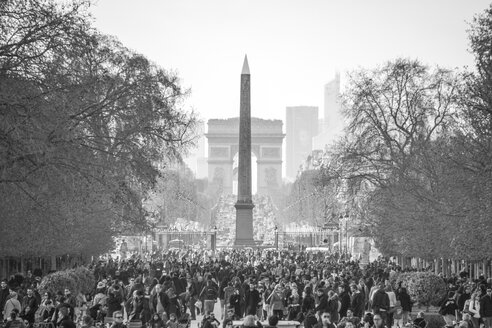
[{"xmin": 0, "ymin": 248, "xmax": 491, "ymax": 328}]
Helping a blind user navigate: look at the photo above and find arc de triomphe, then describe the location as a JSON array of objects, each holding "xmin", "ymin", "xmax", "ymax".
[{"xmin": 206, "ymin": 118, "xmax": 284, "ymax": 195}]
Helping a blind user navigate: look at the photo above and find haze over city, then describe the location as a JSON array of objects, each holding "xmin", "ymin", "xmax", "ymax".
[{"xmin": 90, "ymin": 0, "xmax": 489, "ymax": 122}]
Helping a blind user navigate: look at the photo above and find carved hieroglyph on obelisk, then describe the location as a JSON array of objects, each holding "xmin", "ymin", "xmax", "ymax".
[{"xmin": 234, "ymin": 55, "xmax": 255, "ymax": 246}]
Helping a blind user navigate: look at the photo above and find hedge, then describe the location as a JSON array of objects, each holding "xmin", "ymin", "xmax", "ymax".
[
  {"xmin": 392, "ymin": 271, "xmax": 447, "ymax": 307},
  {"xmin": 39, "ymin": 266, "xmax": 95, "ymax": 296}
]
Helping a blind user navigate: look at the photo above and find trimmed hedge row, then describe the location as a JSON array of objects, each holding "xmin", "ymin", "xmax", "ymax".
[
  {"xmin": 39, "ymin": 267, "xmax": 95, "ymax": 295},
  {"xmin": 392, "ymin": 271, "xmax": 447, "ymax": 306}
]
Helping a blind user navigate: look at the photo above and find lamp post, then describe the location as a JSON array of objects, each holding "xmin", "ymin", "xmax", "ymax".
[
  {"xmin": 212, "ymin": 226, "xmax": 218, "ymax": 254},
  {"xmin": 274, "ymin": 225, "xmax": 278, "ymax": 250},
  {"xmin": 345, "ymin": 218, "xmax": 348, "ymax": 257}
]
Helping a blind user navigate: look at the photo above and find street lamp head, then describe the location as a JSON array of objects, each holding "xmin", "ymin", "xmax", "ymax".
[{"xmin": 274, "ymin": 225, "xmax": 278, "ymax": 232}]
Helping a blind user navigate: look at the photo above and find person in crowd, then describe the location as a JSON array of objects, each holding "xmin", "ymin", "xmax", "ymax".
[
  {"xmin": 75, "ymin": 290, "xmax": 88, "ymax": 323},
  {"xmin": 5, "ymin": 309, "xmax": 26, "ymax": 328},
  {"xmin": 287, "ymin": 285, "xmax": 301, "ymax": 321},
  {"xmin": 200, "ymin": 280, "xmax": 218, "ymax": 316},
  {"xmin": 480, "ymin": 288, "xmax": 492, "ymax": 328},
  {"xmin": 392, "ymin": 301, "xmax": 403, "ymax": 328},
  {"xmin": 63, "ymin": 289, "xmax": 76, "ymax": 314},
  {"xmin": 412, "ymin": 311, "xmax": 427, "ymax": 328},
  {"xmin": 371, "ymin": 313, "xmax": 387, "ymax": 328},
  {"xmin": 458, "ymin": 286, "xmax": 472, "ymax": 321},
  {"xmin": 0, "ymin": 279, "xmax": 10, "ymax": 321},
  {"xmin": 268, "ymin": 284, "xmax": 285, "ymax": 320},
  {"xmin": 267, "ymin": 315, "xmax": 279, "ymax": 328},
  {"xmin": 208, "ymin": 312, "xmax": 221, "ymax": 328},
  {"xmin": 468, "ymin": 291, "xmax": 481, "ymax": 328},
  {"xmin": 230, "ymin": 288, "xmax": 241, "ymax": 319},
  {"xmin": 303, "ymin": 309, "xmax": 319, "ymax": 328},
  {"xmin": 127, "ymin": 290, "xmax": 150, "ymax": 326},
  {"xmin": 223, "ymin": 282, "xmax": 235, "ymax": 320},
  {"xmin": 327, "ymin": 290, "xmax": 340, "ymax": 324},
  {"xmin": 165, "ymin": 287, "xmax": 181, "ymax": 319},
  {"xmin": 106, "ymin": 287, "xmax": 123, "ymax": 318},
  {"xmin": 94, "ymin": 304, "xmax": 109, "ymax": 324},
  {"xmin": 80, "ymin": 315, "xmax": 96, "ymax": 328},
  {"xmin": 385, "ymin": 285, "xmax": 397, "ymax": 328},
  {"xmin": 110, "ymin": 311, "xmax": 127, "ymax": 328},
  {"xmin": 223, "ymin": 318, "xmax": 234, "ymax": 328},
  {"xmin": 21, "ymin": 287, "xmax": 38, "ymax": 327},
  {"xmin": 58, "ymin": 306, "xmax": 76, "ymax": 328},
  {"xmin": 459, "ymin": 313, "xmax": 473, "ymax": 328},
  {"xmin": 440, "ymin": 291, "xmax": 459, "ymax": 326},
  {"xmin": 338, "ymin": 309, "xmax": 361, "ymax": 328},
  {"xmin": 148, "ymin": 313, "xmax": 165, "ymax": 328},
  {"xmin": 4, "ymin": 291, "xmax": 22, "ymax": 321},
  {"xmin": 241, "ymin": 315, "xmax": 260, "ymax": 328},
  {"xmin": 338, "ymin": 285, "xmax": 351, "ymax": 319},
  {"xmin": 372, "ymin": 282, "xmax": 390, "ymax": 327},
  {"xmin": 397, "ymin": 288, "xmax": 411, "ymax": 326},
  {"xmin": 314, "ymin": 288, "xmax": 328, "ymax": 318},
  {"xmin": 93, "ymin": 283, "xmax": 107, "ymax": 308},
  {"xmin": 245, "ymin": 282, "xmax": 261, "ymax": 316},
  {"xmin": 36, "ymin": 291, "xmax": 55, "ymax": 322},
  {"xmin": 363, "ymin": 312, "xmax": 374, "ymax": 328},
  {"xmin": 351, "ymin": 284, "xmax": 365, "ymax": 319},
  {"xmin": 314, "ymin": 311, "xmax": 335, "ymax": 328}
]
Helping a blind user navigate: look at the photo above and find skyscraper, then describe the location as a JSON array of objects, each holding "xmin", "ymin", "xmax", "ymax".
[
  {"xmin": 324, "ymin": 72, "xmax": 341, "ymax": 126},
  {"xmin": 285, "ymin": 106, "xmax": 319, "ymax": 180},
  {"xmin": 313, "ymin": 72, "xmax": 344, "ymax": 150}
]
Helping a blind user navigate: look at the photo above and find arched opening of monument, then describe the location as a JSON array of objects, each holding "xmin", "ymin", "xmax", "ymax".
[{"xmin": 232, "ymin": 152, "xmax": 257, "ymax": 195}]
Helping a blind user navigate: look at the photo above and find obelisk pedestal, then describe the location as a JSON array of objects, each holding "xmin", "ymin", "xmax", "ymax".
[{"xmin": 234, "ymin": 55, "xmax": 255, "ymax": 246}]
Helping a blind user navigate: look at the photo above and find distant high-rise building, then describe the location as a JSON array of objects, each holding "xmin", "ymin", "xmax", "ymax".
[
  {"xmin": 286, "ymin": 106, "xmax": 319, "ymax": 180},
  {"xmin": 313, "ymin": 72, "xmax": 344, "ymax": 150}
]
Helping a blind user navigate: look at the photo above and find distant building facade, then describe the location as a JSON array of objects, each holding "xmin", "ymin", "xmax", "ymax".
[
  {"xmin": 313, "ymin": 72, "xmax": 344, "ymax": 151},
  {"xmin": 206, "ymin": 117, "xmax": 284, "ymax": 196},
  {"xmin": 285, "ymin": 106, "xmax": 319, "ymax": 180}
]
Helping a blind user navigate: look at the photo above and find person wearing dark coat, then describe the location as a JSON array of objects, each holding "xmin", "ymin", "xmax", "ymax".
[
  {"xmin": 245, "ymin": 284, "xmax": 261, "ymax": 316},
  {"xmin": 371, "ymin": 283, "xmax": 390, "ymax": 327},
  {"xmin": 229, "ymin": 289, "xmax": 241, "ymax": 319},
  {"xmin": 21, "ymin": 287, "xmax": 38, "ymax": 326},
  {"xmin": 106, "ymin": 292, "xmax": 123, "ymax": 318},
  {"xmin": 338, "ymin": 285, "xmax": 351, "ymax": 319},
  {"xmin": 0, "ymin": 280, "xmax": 10, "ymax": 321},
  {"xmin": 315, "ymin": 289, "xmax": 329, "ymax": 317},
  {"xmin": 440, "ymin": 292, "xmax": 459, "ymax": 327},
  {"xmin": 126, "ymin": 290, "xmax": 150, "ymax": 325},
  {"xmin": 304, "ymin": 310, "xmax": 319, "ymax": 328},
  {"xmin": 58, "ymin": 306, "xmax": 76, "ymax": 328},
  {"xmin": 350, "ymin": 284, "xmax": 365, "ymax": 319},
  {"xmin": 479, "ymin": 288, "xmax": 492, "ymax": 328},
  {"xmin": 302, "ymin": 289, "xmax": 316, "ymax": 315},
  {"xmin": 398, "ymin": 288, "xmax": 412, "ymax": 324}
]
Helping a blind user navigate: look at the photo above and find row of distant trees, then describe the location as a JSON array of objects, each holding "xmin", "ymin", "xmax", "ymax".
[
  {"xmin": 0, "ymin": 0, "xmax": 198, "ymax": 257},
  {"xmin": 283, "ymin": 4, "xmax": 492, "ymax": 261}
]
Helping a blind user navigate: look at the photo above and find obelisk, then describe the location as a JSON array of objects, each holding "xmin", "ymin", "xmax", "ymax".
[{"xmin": 234, "ymin": 55, "xmax": 255, "ymax": 246}]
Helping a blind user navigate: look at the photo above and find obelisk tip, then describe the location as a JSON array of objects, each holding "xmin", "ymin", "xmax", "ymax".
[{"xmin": 242, "ymin": 55, "xmax": 250, "ymax": 75}]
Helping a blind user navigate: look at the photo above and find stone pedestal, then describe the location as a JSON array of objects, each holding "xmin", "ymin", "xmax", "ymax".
[{"xmin": 234, "ymin": 202, "xmax": 255, "ymax": 246}]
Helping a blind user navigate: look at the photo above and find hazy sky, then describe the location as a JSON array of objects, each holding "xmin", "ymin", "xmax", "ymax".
[{"xmin": 90, "ymin": 0, "xmax": 490, "ymax": 123}]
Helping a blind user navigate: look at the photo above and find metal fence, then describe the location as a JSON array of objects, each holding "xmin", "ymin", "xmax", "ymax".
[
  {"xmin": 155, "ymin": 231, "xmax": 215, "ymax": 250},
  {"xmin": 278, "ymin": 230, "xmax": 337, "ymax": 249}
]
